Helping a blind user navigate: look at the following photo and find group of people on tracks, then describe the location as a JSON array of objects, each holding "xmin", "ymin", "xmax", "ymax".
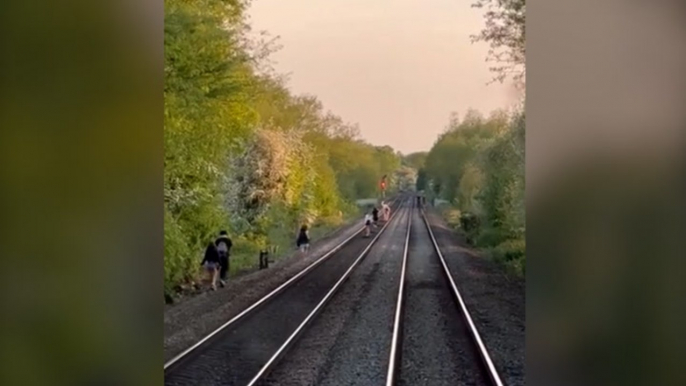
[
  {"xmin": 199, "ymin": 200, "xmax": 390, "ymax": 291},
  {"xmin": 364, "ymin": 200, "xmax": 391, "ymax": 237},
  {"xmin": 199, "ymin": 225, "xmax": 312, "ymax": 291}
]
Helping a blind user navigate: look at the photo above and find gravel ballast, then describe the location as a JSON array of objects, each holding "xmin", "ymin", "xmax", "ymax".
[
  {"xmin": 399, "ymin": 208, "xmax": 488, "ymax": 386},
  {"xmin": 260, "ymin": 201, "xmax": 412, "ymax": 386},
  {"xmin": 424, "ymin": 208, "xmax": 525, "ymax": 386}
]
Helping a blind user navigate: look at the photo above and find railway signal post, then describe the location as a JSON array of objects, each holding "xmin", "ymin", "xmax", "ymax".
[{"xmin": 380, "ymin": 175, "xmax": 387, "ymax": 199}]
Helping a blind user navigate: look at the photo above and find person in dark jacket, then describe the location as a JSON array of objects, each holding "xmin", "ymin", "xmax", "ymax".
[
  {"xmin": 296, "ymin": 224, "xmax": 310, "ymax": 254},
  {"xmin": 371, "ymin": 206, "xmax": 379, "ymax": 228},
  {"xmin": 200, "ymin": 242, "xmax": 221, "ymax": 290},
  {"xmin": 215, "ymin": 230, "xmax": 233, "ymax": 286}
]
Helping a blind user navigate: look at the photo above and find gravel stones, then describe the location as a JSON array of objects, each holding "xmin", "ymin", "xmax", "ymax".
[
  {"xmin": 398, "ymin": 209, "xmax": 489, "ymax": 385},
  {"xmin": 424, "ymin": 210, "xmax": 525, "ymax": 386},
  {"xmin": 261, "ymin": 202, "xmax": 412, "ymax": 386}
]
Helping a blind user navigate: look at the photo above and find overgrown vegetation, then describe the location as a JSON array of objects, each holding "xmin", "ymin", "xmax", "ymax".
[
  {"xmin": 415, "ymin": 0, "xmax": 526, "ymax": 275},
  {"xmin": 164, "ymin": 0, "xmax": 404, "ymax": 295},
  {"xmin": 421, "ymin": 110, "xmax": 525, "ymax": 276}
]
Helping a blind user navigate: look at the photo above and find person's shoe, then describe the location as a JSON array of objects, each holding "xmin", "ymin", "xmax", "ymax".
[
  {"xmin": 219, "ymin": 280, "xmax": 226, "ymax": 288},
  {"xmin": 210, "ymin": 284, "xmax": 217, "ymax": 291}
]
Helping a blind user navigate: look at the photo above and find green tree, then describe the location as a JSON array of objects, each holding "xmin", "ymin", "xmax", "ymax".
[
  {"xmin": 416, "ymin": 168, "xmax": 428, "ymax": 191},
  {"xmin": 471, "ymin": 0, "xmax": 526, "ymax": 85},
  {"xmin": 403, "ymin": 152, "xmax": 428, "ymax": 170},
  {"xmin": 163, "ymin": 0, "xmax": 405, "ymax": 294},
  {"xmin": 423, "ymin": 108, "xmax": 524, "ymax": 275},
  {"xmin": 164, "ymin": 0, "xmax": 257, "ymax": 291}
]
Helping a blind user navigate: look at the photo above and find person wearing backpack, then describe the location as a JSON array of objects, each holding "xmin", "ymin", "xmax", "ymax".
[{"xmin": 215, "ymin": 230, "xmax": 233, "ymax": 287}]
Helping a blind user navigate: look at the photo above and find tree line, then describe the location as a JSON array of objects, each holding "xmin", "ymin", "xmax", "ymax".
[
  {"xmin": 417, "ymin": 109, "xmax": 524, "ymax": 275},
  {"xmin": 164, "ymin": 0, "xmax": 403, "ymax": 294},
  {"xmin": 416, "ymin": 0, "xmax": 526, "ymax": 275}
]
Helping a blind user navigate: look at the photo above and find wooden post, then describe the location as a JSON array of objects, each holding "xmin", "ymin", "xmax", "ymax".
[{"xmin": 259, "ymin": 250, "xmax": 269, "ymax": 269}]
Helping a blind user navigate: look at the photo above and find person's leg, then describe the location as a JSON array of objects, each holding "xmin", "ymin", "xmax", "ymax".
[
  {"xmin": 210, "ymin": 266, "xmax": 218, "ymax": 290},
  {"xmin": 205, "ymin": 266, "xmax": 213, "ymax": 286},
  {"xmin": 219, "ymin": 254, "xmax": 228, "ymax": 284},
  {"xmin": 219, "ymin": 267, "xmax": 226, "ymax": 287},
  {"xmin": 204, "ymin": 265, "xmax": 215, "ymax": 289}
]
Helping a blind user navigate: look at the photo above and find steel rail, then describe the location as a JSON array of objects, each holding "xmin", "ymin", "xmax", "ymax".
[
  {"xmin": 384, "ymin": 198, "xmax": 413, "ymax": 386},
  {"xmin": 246, "ymin": 197, "xmax": 411, "ymax": 386},
  {"xmin": 420, "ymin": 208, "xmax": 505, "ymax": 386},
  {"xmin": 164, "ymin": 197, "xmax": 400, "ymax": 372}
]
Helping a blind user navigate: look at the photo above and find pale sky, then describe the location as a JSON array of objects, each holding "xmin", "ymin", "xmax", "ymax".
[{"xmin": 248, "ymin": 0, "xmax": 517, "ymax": 154}]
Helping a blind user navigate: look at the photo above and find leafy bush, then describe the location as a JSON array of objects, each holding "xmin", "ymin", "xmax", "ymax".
[
  {"xmin": 491, "ymin": 239, "xmax": 526, "ymax": 276},
  {"xmin": 164, "ymin": 207, "xmax": 192, "ymax": 296},
  {"xmin": 458, "ymin": 211, "xmax": 481, "ymax": 245},
  {"xmin": 424, "ymin": 110, "xmax": 525, "ymax": 275},
  {"xmin": 439, "ymin": 207, "xmax": 461, "ymax": 227}
]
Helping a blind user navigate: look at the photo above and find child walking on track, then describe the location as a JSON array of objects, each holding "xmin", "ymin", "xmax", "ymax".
[
  {"xmin": 200, "ymin": 241, "xmax": 221, "ymax": 291},
  {"xmin": 363, "ymin": 211, "xmax": 374, "ymax": 237},
  {"xmin": 296, "ymin": 224, "xmax": 310, "ymax": 254},
  {"xmin": 381, "ymin": 201, "xmax": 391, "ymax": 222}
]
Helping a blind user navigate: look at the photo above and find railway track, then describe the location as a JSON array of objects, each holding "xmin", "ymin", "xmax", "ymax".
[
  {"xmin": 257, "ymin": 201, "xmax": 504, "ymax": 386},
  {"xmin": 165, "ymin": 197, "xmax": 505, "ymax": 385},
  {"xmin": 261, "ymin": 200, "xmax": 504, "ymax": 386},
  {"xmin": 386, "ymin": 204, "xmax": 504, "ymax": 386},
  {"xmin": 164, "ymin": 197, "xmax": 407, "ymax": 386}
]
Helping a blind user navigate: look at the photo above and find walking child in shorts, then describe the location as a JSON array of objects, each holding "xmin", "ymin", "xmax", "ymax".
[
  {"xmin": 364, "ymin": 212, "xmax": 373, "ymax": 237},
  {"xmin": 296, "ymin": 224, "xmax": 310, "ymax": 254},
  {"xmin": 200, "ymin": 241, "xmax": 221, "ymax": 291},
  {"xmin": 381, "ymin": 201, "xmax": 391, "ymax": 222}
]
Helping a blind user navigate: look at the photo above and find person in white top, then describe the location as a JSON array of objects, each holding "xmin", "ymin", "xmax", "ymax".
[
  {"xmin": 364, "ymin": 211, "xmax": 374, "ymax": 237},
  {"xmin": 381, "ymin": 201, "xmax": 391, "ymax": 222}
]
